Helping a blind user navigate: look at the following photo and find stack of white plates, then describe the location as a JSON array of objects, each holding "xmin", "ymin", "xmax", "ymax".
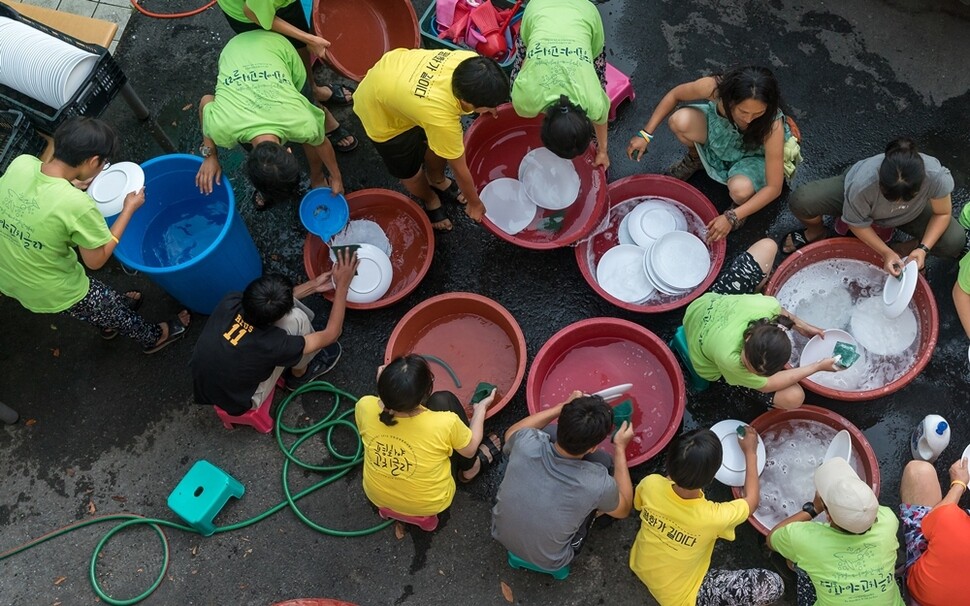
[
  {"xmin": 642, "ymin": 231, "xmax": 711, "ymax": 295},
  {"xmin": 596, "ymin": 245, "xmax": 656, "ymax": 303},
  {"xmin": 619, "ymin": 199, "xmax": 689, "ymax": 248},
  {"xmin": 0, "ymin": 18, "xmax": 98, "ymax": 109}
]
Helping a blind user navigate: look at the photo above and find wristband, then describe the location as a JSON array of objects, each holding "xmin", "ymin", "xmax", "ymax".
[
  {"xmin": 110, "ymin": 234, "xmax": 119, "ymax": 244},
  {"xmin": 638, "ymin": 130, "xmax": 653, "ymax": 143},
  {"xmin": 724, "ymin": 208, "xmax": 741, "ymax": 231},
  {"xmin": 951, "ymin": 480, "xmax": 967, "ymax": 491},
  {"xmin": 801, "ymin": 502, "xmax": 818, "ymax": 518},
  {"xmin": 916, "ymin": 243, "xmax": 930, "ymax": 254}
]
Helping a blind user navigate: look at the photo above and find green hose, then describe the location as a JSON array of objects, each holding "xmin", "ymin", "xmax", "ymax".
[{"xmin": 0, "ymin": 381, "xmax": 390, "ymax": 605}]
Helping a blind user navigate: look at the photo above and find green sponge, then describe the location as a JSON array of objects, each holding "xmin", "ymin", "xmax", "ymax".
[
  {"xmin": 832, "ymin": 341, "xmax": 860, "ymax": 368},
  {"xmin": 471, "ymin": 382, "xmax": 497, "ymax": 404},
  {"xmin": 612, "ymin": 399, "xmax": 633, "ymax": 436}
]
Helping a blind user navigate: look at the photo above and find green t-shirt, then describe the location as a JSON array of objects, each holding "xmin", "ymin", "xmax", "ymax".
[
  {"xmin": 510, "ymin": 0, "xmax": 609, "ymax": 124},
  {"xmin": 202, "ymin": 30, "xmax": 325, "ymax": 148},
  {"xmin": 0, "ymin": 155, "xmax": 112, "ymax": 313},
  {"xmin": 957, "ymin": 204, "xmax": 970, "ymax": 294},
  {"xmin": 770, "ymin": 507, "xmax": 905, "ymax": 606},
  {"xmin": 215, "ymin": 0, "xmax": 296, "ymax": 29},
  {"xmin": 683, "ymin": 293, "xmax": 782, "ymax": 389}
]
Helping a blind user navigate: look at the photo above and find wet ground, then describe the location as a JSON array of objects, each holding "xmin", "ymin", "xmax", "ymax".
[{"xmin": 2, "ymin": 0, "xmax": 970, "ymax": 604}]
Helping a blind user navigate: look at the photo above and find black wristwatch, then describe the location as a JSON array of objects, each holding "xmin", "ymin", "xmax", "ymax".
[
  {"xmin": 801, "ymin": 502, "xmax": 818, "ymax": 518},
  {"xmin": 916, "ymin": 243, "xmax": 930, "ymax": 254}
]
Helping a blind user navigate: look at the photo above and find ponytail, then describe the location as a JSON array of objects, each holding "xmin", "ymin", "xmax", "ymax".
[
  {"xmin": 540, "ymin": 94, "xmax": 593, "ymax": 160},
  {"xmin": 379, "ymin": 408, "xmax": 397, "ymax": 427},
  {"xmin": 742, "ymin": 315, "xmax": 794, "ymax": 376}
]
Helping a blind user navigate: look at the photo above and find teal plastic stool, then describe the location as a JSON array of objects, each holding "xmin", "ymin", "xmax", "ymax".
[
  {"xmin": 507, "ymin": 551, "xmax": 570, "ymax": 580},
  {"xmin": 167, "ymin": 460, "xmax": 245, "ymax": 536},
  {"xmin": 669, "ymin": 326, "xmax": 710, "ymax": 392}
]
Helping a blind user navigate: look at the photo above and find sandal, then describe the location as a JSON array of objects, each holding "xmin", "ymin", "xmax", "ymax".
[
  {"xmin": 101, "ymin": 291, "xmax": 143, "ymax": 340},
  {"xmin": 253, "ymin": 191, "xmax": 269, "ymax": 212},
  {"xmin": 430, "ymin": 179, "xmax": 465, "ymax": 206},
  {"xmin": 326, "ymin": 125, "xmax": 359, "ymax": 153},
  {"xmin": 143, "ymin": 310, "xmax": 190, "ymax": 354},
  {"xmin": 461, "ymin": 433, "xmax": 503, "ymax": 482},
  {"xmin": 317, "ymin": 82, "xmax": 355, "ymax": 107},
  {"xmin": 781, "ymin": 228, "xmax": 818, "ymax": 254},
  {"xmin": 424, "ymin": 203, "xmax": 452, "ymax": 232}
]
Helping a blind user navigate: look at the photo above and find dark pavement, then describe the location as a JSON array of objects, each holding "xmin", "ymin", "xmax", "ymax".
[{"xmin": 2, "ymin": 0, "xmax": 970, "ymax": 604}]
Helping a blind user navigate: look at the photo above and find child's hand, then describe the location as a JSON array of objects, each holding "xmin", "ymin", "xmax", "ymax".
[
  {"xmin": 196, "ymin": 156, "xmax": 222, "ymax": 194},
  {"xmin": 949, "ymin": 457, "xmax": 970, "ymax": 486},
  {"xmin": 332, "ymin": 248, "xmax": 359, "ymax": 290},
  {"xmin": 474, "ymin": 388, "xmax": 496, "ymax": 411},
  {"xmin": 464, "ymin": 201, "xmax": 485, "ymax": 222},
  {"xmin": 738, "ymin": 425, "xmax": 759, "ymax": 455},
  {"xmin": 123, "ymin": 187, "xmax": 146, "ymax": 212},
  {"xmin": 311, "ymin": 270, "xmax": 335, "ymax": 293},
  {"xmin": 626, "ymin": 136, "xmax": 650, "ymax": 162},
  {"xmin": 613, "ymin": 421, "xmax": 634, "ymax": 448}
]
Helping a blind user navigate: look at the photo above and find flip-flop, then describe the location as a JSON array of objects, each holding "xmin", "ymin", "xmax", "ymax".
[
  {"xmin": 318, "ymin": 82, "xmax": 355, "ymax": 107},
  {"xmin": 253, "ymin": 191, "xmax": 270, "ymax": 212},
  {"xmin": 143, "ymin": 310, "xmax": 190, "ymax": 354},
  {"xmin": 782, "ymin": 228, "xmax": 814, "ymax": 254},
  {"xmin": 461, "ymin": 433, "xmax": 503, "ymax": 483},
  {"xmin": 101, "ymin": 291, "xmax": 143, "ymax": 340},
  {"xmin": 326, "ymin": 125, "xmax": 359, "ymax": 153},
  {"xmin": 424, "ymin": 204, "xmax": 452, "ymax": 232},
  {"xmin": 430, "ymin": 179, "xmax": 465, "ymax": 206}
]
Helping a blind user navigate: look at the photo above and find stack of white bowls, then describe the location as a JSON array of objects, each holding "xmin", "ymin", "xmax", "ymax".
[
  {"xmin": 597, "ymin": 198, "xmax": 711, "ymax": 303},
  {"xmin": 481, "ymin": 147, "xmax": 581, "ymax": 235},
  {"xmin": 0, "ymin": 17, "xmax": 98, "ymax": 109}
]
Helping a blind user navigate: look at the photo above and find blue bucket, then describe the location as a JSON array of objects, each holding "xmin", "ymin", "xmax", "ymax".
[{"xmin": 110, "ymin": 154, "xmax": 262, "ymax": 314}]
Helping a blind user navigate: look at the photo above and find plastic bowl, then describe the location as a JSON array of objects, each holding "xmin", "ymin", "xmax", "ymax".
[
  {"xmin": 764, "ymin": 238, "xmax": 938, "ymax": 401},
  {"xmin": 526, "ymin": 318, "xmax": 686, "ymax": 467},
  {"xmin": 574, "ymin": 175, "xmax": 725, "ymax": 313},
  {"xmin": 310, "ymin": 0, "xmax": 419, "ymax": 82},
  {"xmin": 300, "ymin": 187, "xmax": 349, "ymax": 241},
  {"xmin": 303, "ymin": 188, "xmax": 434, "ymax": 310},
  {"xmin": 384, "ymin": 293, "xmax": 527, "ymax": 419},
  {"xmin": 463, "ymin": 103, "xmax": 608, "ymax": 250},
  {"xmin": 732, "ymin": 405, "xmax": 881, "ymax": 536}
]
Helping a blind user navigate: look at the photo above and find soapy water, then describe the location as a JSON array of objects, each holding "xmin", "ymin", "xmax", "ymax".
[
  {"xmin": 588, "ymin": 196, "xmax": 712, "ymax": 305},
  {"xmin": 775, "ymin": 259, "xmax": 921, "ymax": 391},
  {"xmin": 142, "ymin": 199, "xmax": 226, "ymax": 267},
  {"xmin": 330, "ymin": 219, "xmax": 393, "ymax": 258},
  {"xmin": 753, "ymin": 420, "xmax": 867, "ymax": 529}
]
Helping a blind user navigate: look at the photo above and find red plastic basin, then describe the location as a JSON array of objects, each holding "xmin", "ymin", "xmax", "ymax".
[
  {"xmin": 463, "ymin": 103, "xmax": 608, "ymax": 250},
  {"xmin": 272, "ymin": 601, "xmax": 358, "ymax": 606},
  {"xmin": 526, "ymin": 318, "xmax": 686, "ymax": 467},
  {"xmin": 384, "ymin": 293, "xmax": 527, "ymax": 420},
  {"xmin": 764, "ymin": 237, "xmax": 938, "ymax": 401},
  {"xmin": 303, "ymin": 188, "xmax": 434, "ymax": 310},
  {"xmin": 732, "ymin": 404, "xmax": 881, "ymax": 536},
  {"xmin": 311, "ymin": 0, "xmax": 420, "ymax": 82},
  {"xmin": 574, "ymin": 174, "xmax": 726, "ymax": 313}
]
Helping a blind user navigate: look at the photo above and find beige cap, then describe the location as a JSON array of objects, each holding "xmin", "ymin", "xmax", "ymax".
[{"xmin": 814, "ymin": 457, "xmax": 878, "ymax": 534}]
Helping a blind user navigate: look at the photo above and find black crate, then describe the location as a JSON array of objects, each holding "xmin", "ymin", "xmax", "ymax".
[
  {"xmin": 0, "ymin": 3, "xmax": 127, "ymax": 135},
  {"xmin": 0, "ymin": 110, "xmax": 47, "ymax": 175}
]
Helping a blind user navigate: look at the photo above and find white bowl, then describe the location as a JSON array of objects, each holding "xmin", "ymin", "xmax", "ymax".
[
  {"xmin": 711, "ymin": 419, "xmax": 767, "ymax": 486},
  {"xmin": 344, "ymin": 243, "xmax": 393, "ymax": 304},
  {"xmin": 823, "ymin": 430, "xmax": 853, "ymax": 465}
]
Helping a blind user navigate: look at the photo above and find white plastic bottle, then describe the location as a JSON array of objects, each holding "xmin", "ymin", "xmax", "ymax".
[{"xmin": 911, "ymin": 415, "xmax": 951, "ymax": 463}]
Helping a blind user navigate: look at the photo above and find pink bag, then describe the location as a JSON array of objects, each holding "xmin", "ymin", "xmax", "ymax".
[{"xmin": 436, "ymin": 0, "xmax": 482, "ymax": 30}]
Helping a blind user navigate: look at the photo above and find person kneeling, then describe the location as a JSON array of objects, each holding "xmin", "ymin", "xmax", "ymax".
[{"xmin": 191, "ymin": 249, "xmax": 357, "ymax": 415}]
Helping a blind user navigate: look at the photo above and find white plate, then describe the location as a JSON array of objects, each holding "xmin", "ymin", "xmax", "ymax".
[
  {"xmin": 596, "ymin": 245, "xmax": 655, "ymax": 303},
  {"xmin": 481, "ymin": 177, "xmax": 538, "ymax": 235},
  {"xmin": 850, "ymin": 296, "xmax": 918, "ymax": 356},
  {"xmin": 87, "ymin": 162, "xmax": 144, "ymax": 218},
  {"xmin": 345, "ymin": 243, "xmax": 393, "ymax": 304},
  {"xmin": 799, "ymin": 329, "xmax": 867, "ymax": 387},
  {"xmin": 823, "ymin": 430, "xmax": 853, "ymax": 465},
  {"xmin": 883, "ymin": 260, "xmax": 918, "ymax": 319},
  {"xmin": 617, "ymin": 212, "xmax": 636, "ymax": 246},
  {"xmin": 642, "ymin": 251, "xmax": 689, "ymax": 295},
  {"xmin": 649, "ymin": 231, "xmax": 711, "ymax": 291},
  {"xmin": 518, "ymin": 147, "xmax": 581, "ymax": 210},
  {"xmin": 329, "ymin": 219, "xmax": 392, "ymax": 261},
  {"xmin": 711, "ymin": 419, "xmax": 767, "ymax": 486},
  {"xmin": 592, "ymin": 383, "xmax": 634, "ymax": 402},
  {"xmin": 962, "ymin": 443, "xmax": 970, "ymax": 463}
]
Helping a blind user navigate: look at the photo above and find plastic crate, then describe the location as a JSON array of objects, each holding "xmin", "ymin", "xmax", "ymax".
[
  {"xmin": 418, "ymin": 1, "xmax": 517, "ymax": 73},
  {"xmin": 0, "ymin": 110, "xmax": 47, "ymax": 176},
  {"xmin": 0, "ymin": 4, "xmax": 127, "ymax": 135}
]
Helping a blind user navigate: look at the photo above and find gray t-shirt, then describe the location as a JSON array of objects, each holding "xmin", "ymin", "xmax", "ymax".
[
  {"xmin": 490, "ymin": 428, "xmax": 620, "ymax": 570},
  {"xmin": 842, "ymin": 153, "xmax": 953, "ymax": 227}
]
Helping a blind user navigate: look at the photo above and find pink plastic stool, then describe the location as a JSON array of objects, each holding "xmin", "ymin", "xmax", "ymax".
[
  {"xmin": 214, "ymin": 380, "xmax": 282, "ymax": 434},
  {"xmin": 606, "ymin": 63, "xmax": 635, "ymax": 122},
  {"xmin": 834, "ymin": 217, "xmax": 894, "ymax": 243},
  {"xmin": 378, "ymin": 507, "xmax": 439, "ymax": 531}
]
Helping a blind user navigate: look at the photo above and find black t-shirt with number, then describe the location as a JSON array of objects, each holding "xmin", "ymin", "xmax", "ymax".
[{"xmin": 191, "ymin": 293, "xmax": 305, "ymax": 414}]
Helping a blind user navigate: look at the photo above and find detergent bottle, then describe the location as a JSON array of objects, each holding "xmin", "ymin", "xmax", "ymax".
[{"xmin": 911, "ymin": 415, "xmax": 950, "ymax": 463}]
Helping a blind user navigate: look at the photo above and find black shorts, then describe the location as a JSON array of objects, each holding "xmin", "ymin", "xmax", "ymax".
[
  {"xmin": 710, "ymin": 251, "xmax": 767, "ymax": 296},
  {"xmin": 223, "ymin": 1, "xmax": 311, "ymax": 49},
  {"xmin": 372, "ymin": 127, "xmax": 428, "ymax": 180}
]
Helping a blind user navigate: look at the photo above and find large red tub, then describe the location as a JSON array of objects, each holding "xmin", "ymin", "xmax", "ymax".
[
  {"xmin": 764, "ymin": 238, "xmax": 938, "ymax": 401},
  {"xmin": 384, "ymin": 293, "xmax": 527, "ymax": 420},
  {"xmin": 303, "ymin": 188, "xmax": 434, "ymax": 310},
  {"xmin": 574, "ymin": 174, "xmax": 726, "ymax": 313},
  {"xmin": 733, "ymin": 405, "xmax": 880, "ymax": 536},
  {"xmin": 311, "ymin": 0, "xmax": 420, "ymax": 82},
  {"xmin": 526, "ymin": 318, "xmax": 686, "ymax": 467},
  {"xmin": 463, "ymin": 103, "xmax": 608, "ymax": 250}
]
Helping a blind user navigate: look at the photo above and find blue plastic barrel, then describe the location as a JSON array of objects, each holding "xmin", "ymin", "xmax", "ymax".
[{"xmin": 110, "ymin": 154, "xmax": 262, "ymax": 314}]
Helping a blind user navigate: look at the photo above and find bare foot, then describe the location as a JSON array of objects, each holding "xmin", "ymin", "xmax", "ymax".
[{"xmin": 154, "ymin": 309, "xmax": 191, "ymax": 345}]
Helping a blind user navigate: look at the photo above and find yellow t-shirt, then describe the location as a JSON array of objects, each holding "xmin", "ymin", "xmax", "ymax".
[
  {"xmin": 629, "ymin": 475, "xmax": 750, "ymax": 606},
  {"xmin": 353, "ymin": 49, "xmax": 476, "ymax": 160},
  {"xmin": 354, "ymin": 395, "xmax": 472, "ymax": 516}
]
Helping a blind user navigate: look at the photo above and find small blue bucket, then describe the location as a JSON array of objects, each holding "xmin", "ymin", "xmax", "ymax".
[
  {"xmin": 110, "ymin": 154, "xmax": 262, "ymax": 314},
  {"xmin": 300, "ymin": 187, "xmax": 349, "ymax": 241}
]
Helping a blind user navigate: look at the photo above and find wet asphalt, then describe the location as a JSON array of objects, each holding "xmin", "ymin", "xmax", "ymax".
[{"xmin": 2, "ymin": 0, "xmax": 970, "ymax": 604}]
